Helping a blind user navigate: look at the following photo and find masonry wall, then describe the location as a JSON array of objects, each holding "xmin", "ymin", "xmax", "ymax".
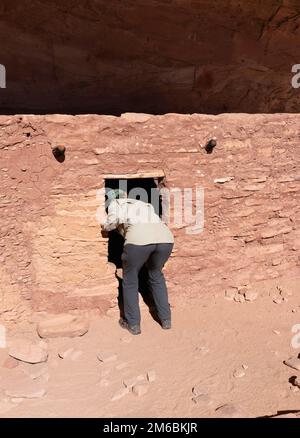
[
  {"xmin": 1, "ymin": 0, "xmax": 300, "ymax": 114},
  {"xmin": 0, "ymin": 113, "xmax": 299, "ymax": 324}
]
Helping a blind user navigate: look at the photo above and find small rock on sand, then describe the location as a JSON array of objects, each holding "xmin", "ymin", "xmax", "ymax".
[
  {"xmin": 9, "ymin": 339, "xmax": 48, "ymax": 364},
  {"xmin": 192, "ymin": 385, "xmax": 207, "ymax": 397},
  {"xmin": 284, "ymin": 356, "xmax": 300, "ymax": 371},
  {"xmin": 224, "ymin": 288, "xmax": 237, "ymax": 301},
  {"xmin": 147, "ymin": 370, "xmax": 156, "ymax": 382},
  {"xmin": 214, "ymin": 177, "xmax": 234, "ymax": 184},
  {"xmin": 58, "ymin": 347, "xmax": 83, "ymax": 361},
  {"xmin": 272, "ymin": 259, "xmax": 281, "ymax": 266},
  {"xmin": 37, "ymin": 313, "xmax": 89, "ymax": 338},
  {"xmin": 215, "ymin": 403, "xmax": 245, "ymax": 418},
  {"xmin": 244, "ymin": 291, "xmax": 258, "ymax": 302},
  {"xmin": 234, "ymin": 294, "xmax": 246, "ymax": 303},
  {"xmin": 233, "ymin": 368, "xmax": 246, "ymax": 378},
  {"xmin": 97, "ymin": 352, "xmax": 117, "ymax": 363},
  {"xmin": 289, "ymin": 376, "xmax": 300, "ymax": 389}
]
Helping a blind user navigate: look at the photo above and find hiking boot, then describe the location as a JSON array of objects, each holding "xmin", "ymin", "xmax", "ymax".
[
  {"xmin": 161, "ymin": 319, "xmax": 172, "ymax": 330},
  {"xmin": 119, "ymin": 318, "xmax": 141, "ymax": 335}
]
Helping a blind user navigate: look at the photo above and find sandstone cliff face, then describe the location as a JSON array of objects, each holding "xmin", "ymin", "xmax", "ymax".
[
  {"xmin": 0, "ymin": 0, "xmax": 300, "ymax": 114},
  {"xmin": 0, "ymin": 113, "xmax": 299, "ymax": 323}
]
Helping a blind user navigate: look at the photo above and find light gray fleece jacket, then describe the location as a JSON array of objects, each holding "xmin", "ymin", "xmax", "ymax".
[{"xmin": 102, "ymin": 198, "xmax": 174, "ymax": 246}]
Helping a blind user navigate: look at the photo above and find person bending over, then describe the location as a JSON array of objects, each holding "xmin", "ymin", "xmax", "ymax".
[{"xmin": 101, "ymin": 189, "xmax": 174, "ymax": 335}]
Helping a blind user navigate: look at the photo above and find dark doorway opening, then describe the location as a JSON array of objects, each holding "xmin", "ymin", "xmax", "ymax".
[
  {"xmin": 104, "ymin": 176, "xmax": 165, "ymax": 323},
  {"xmin": 104, "ymin": 176, "xmax": 164, "ymax": 267},
  {"xmin": 105, "ymin": 177, "xmax": 163, "ymax": 217}
]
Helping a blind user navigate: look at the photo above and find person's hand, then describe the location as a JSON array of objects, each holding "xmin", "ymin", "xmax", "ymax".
[
  {"xmin": 116, "ymin": 268, "xmax": 123, "ymax": 279},
  {"xmin": 101, "ymin": 229, "xmax": 109, "ymax": 238}
]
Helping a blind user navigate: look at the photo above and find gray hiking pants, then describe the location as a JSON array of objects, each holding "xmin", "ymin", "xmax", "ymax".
[{"xmin": 121, "ymin": 243, "xmax": 173, "ymax": 326}]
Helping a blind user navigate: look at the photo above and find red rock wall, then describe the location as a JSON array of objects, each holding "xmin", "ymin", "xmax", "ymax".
[
  {"xmin": 0, "ymin": 113, "xmax": 299, "ymax": 323},
  {"xmin": 0, "ymin": 0, "xmax": 300, "ymax": 114}
]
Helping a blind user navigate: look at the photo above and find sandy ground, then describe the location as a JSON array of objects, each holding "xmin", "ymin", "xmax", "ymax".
[{"xmin": 1, "ymin": 274, "xmax": 300, "ymax": 418}]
